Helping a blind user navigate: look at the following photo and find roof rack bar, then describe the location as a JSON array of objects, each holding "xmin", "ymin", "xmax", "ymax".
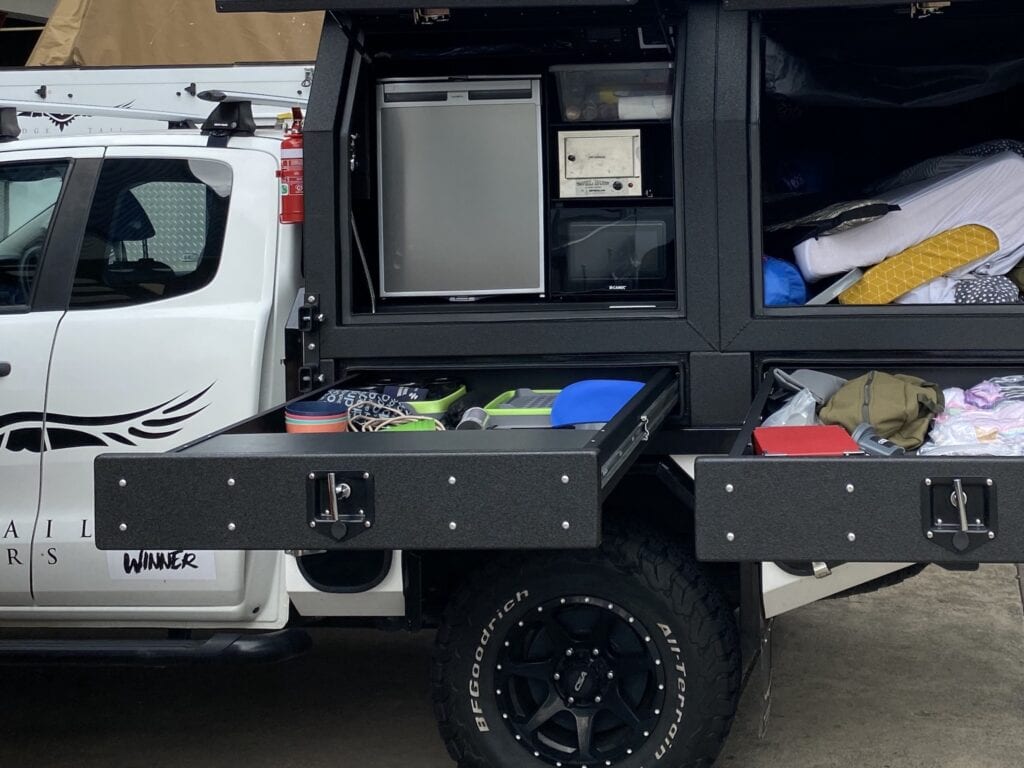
[
  {"xmin": 0, "ymin": 99, "xmax": 196, "ymax": 124},
  {"xmin": 197, "ymin": 90, "xmax": 309, "ymax": 108}
]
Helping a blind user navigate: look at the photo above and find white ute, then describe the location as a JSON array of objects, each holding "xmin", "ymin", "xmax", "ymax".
[
  {"xmin": 0, "ymin": 67, "xmax": 403, "ymax": 650},
  {"xmin": 0, "ymin": 65, "xmax": 903, "ymax": 650}
]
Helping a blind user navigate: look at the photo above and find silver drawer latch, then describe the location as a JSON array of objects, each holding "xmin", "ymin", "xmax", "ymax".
[
  {"xmin": 307, "ymin": 470, "xmax": 375, "ymax": 542},
  {"xmin": 922, "ymin": 477, "xmax": 996, "ymax": 554}
]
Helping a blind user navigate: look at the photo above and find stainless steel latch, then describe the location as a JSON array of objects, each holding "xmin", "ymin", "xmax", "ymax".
[
  {"xmin": 922, "ymin": 477, "xmax": 996, "ymax": 555},
  {"xmin": 306, "ymin": 470, "xmax": 375, "ymax": 542}
]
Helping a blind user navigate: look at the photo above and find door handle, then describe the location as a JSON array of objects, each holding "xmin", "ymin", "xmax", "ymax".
[{"xmin": 0, "ymin": 362, "xmax": 10, "ymax": 378}]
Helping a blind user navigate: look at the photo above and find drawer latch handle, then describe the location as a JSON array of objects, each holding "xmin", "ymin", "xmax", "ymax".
[
  {"xmin": 922, "ymin": 477, "xmax": 996, "ymax": 555},
  {"xmin": 306, "ymin": 470, "xmax": 375, "ymax": 542}
]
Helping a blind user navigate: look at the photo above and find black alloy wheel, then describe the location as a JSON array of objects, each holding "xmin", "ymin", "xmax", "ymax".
[
  {"xmin": 497, "ymin": 596, "xmax": 664, "ymax": 766},
  {"xmin": 433, "ymin": 527, "xmax": 741, "ymax": 768}
]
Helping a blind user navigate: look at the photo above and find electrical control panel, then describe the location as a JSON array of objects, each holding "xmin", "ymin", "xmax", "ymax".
[{"xmin": 558, "ymin": 129, "xmax": 643, "ymax": 199}]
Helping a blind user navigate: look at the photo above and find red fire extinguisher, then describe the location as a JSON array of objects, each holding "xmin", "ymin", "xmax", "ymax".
[{"xmin": 278, "ymin": 107, "xmax": 304, "ymax": 224}]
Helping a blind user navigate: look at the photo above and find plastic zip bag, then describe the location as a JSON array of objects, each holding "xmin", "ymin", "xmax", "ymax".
[{"xmin": 762, "ymin": 388, "xmax": 819, "ymax": 428}]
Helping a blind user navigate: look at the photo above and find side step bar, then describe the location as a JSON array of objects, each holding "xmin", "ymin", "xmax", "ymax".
[{"xmin": 0, "ymin": 629, "xmax": 311, "ymax": 665}]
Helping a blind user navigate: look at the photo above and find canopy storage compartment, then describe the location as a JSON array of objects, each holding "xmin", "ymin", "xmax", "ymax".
[
  {"xmin": 757, "ymin": 1, "xmax": 1024, "ymax": 310},
  {"xmin": 695, "ymin": 362, "xmax": 1024, "ymax": 563},
  {"xmin": 95, "ymin": 364, "xmax": 679, "ymax": 551}
]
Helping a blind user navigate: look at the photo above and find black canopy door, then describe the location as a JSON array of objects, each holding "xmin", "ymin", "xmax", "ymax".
[
  {"xmin": 722, "ymin": 0, "xmax": 967, "ymax": 8},
  {"xmin": 720, "ymin": 0, "xmax": 942, "ymax": 7},
  {"xmin": 216, "ymin": 0, "xmax": 637, "ymax": 11}
]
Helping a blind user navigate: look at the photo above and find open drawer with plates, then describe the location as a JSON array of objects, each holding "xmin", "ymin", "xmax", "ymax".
[{"xmin": 94, "ymin": 363, "xmax": 679, "ymax": 552}]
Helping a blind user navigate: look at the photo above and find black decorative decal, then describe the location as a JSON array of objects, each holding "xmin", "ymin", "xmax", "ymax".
[
  {"xmin": 0, "ymin": 384, "xmax": 213, "ymax": 454},
  {"xmin": 17, "ymin": 102, "xmax": 135, "ymax": 132}
]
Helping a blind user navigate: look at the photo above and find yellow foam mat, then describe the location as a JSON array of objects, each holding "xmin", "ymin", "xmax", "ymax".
[{"xmin": 838, "ymin": 224, "xmax": 999, "ymax": 305}]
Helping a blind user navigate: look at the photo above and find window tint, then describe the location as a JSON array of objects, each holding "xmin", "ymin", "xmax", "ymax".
[
  {"xmin": 0, "ymin": 161, "xmax": 67, "ymax": 308},
  {"xmin": 70, "ymin": 158, "xmax": 231, "ymax": 309}
]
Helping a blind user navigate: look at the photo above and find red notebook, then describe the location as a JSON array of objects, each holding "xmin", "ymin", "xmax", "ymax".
[{"xmin": 753, "ymin": 425, "xmax": 863, "ymax": 457}]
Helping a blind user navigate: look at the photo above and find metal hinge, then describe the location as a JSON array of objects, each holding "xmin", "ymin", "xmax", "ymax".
[
  {"xmin": 298, "ymin": 293, "xmax": 324, "ymax": 333},
  {"xmin": 297, "ymin": 365, "xmax": 325, "ymax": 393},
  {"xmin": 414, "ymin": 7, "xmax": 450, "ymax": 24}
]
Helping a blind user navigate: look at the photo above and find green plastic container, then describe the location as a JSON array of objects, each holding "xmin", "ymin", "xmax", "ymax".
[
  {"xmin": 483, "ymin": 388, "xmax": 561, "ymax": 428},
  {"xmin": 406, "ymin": 384, "xmax": 467, "ymax": 418}
]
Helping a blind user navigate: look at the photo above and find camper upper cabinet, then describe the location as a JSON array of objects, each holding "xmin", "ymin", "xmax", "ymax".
[
  {"xmin": 255, "ymin": 0, "xmax": 702, "ymax": 362},
  {"xmin": 753, "ymin": 1, "xmax": 1024, "ymax": 315}
]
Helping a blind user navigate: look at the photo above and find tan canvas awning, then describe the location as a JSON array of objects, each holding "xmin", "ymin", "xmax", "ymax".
[{"xmin": 28, "ymin": 0, "xmax": 322, "ymax": 66}]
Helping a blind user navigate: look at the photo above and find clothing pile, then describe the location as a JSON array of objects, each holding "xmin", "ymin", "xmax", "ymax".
[
  {"xmin": 920, "ymin": 376, "xmax": 1024, "ymax": 456},
  {"xmin": 766, "ymin": 140, "xmax": 1024, "ymax": 306}
]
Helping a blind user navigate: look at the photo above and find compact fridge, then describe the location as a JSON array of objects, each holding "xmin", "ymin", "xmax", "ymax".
[{"xmin": 377, "ymin": 78, "xmax": 545, "ymax": 298}]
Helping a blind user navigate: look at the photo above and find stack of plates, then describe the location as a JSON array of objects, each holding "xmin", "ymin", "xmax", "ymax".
[{"xmin": 285, "ymin": 401, "xmax": 349, "ymax": 434}]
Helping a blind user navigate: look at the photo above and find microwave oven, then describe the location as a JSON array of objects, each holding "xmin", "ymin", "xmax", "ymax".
[{"xmin": 549, "ymin": 206, "xmax": 675, "ymax": 299}]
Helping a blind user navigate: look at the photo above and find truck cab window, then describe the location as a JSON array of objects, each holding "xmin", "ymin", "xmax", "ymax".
[
  {"xmin": 0, "ymin": 162, "xmax": 67, "ymax": 308},
  {"xmin": 69, "ymin": 158, "xmax": 231, "ymax": 309}
]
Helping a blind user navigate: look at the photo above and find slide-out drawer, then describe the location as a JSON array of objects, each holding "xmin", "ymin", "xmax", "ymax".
[
  {"xmin": 696, "ymin": 364, "xmax": 1024, "ymax": 564},
  {"xmin": 96, "ymin": 364, "xmax": 679, "ymax": 551}
]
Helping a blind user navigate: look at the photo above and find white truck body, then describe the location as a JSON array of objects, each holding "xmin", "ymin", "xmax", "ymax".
[{"xmin": 0, "ymin": 128, "xmax": 406, "ymax": 628}]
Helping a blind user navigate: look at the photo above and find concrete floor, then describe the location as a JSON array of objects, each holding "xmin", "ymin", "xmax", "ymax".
[{"xmin": 1, "ymin": 565, "xmax": 1021, "ymax": 768}]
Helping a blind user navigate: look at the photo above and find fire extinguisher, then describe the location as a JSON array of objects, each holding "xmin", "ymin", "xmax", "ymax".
[{"xmin": 278, "ymin": 107, "xmax": 304, "ymax": 224}]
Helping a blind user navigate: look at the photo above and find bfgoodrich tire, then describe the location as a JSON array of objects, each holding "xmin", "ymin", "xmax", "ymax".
[{"xmin": 432, "ymin": 530, "xmax": 740, "ymax": 768}]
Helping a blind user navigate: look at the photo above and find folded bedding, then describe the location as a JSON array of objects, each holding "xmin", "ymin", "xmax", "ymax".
[
  {"xmin": 837, "ymin": 224, "xmax": 999, "ymax": 305},
  {"xmin": 794, "ymin": 152, "xmax": 1024, "ymax": 288}
]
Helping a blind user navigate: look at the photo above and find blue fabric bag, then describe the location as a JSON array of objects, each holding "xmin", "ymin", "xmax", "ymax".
[{"xmin": 763, "ymin": 256, "xmax": 807, "ymax": 306}]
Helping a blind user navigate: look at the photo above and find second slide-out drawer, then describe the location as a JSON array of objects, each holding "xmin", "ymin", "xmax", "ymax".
[
  {"xmin": 95, "ymin": 365, "xmax": 679, "ymax": 552},
  {"xmin": 695, "ymin": 364, "xmax": 1024, "ymax": 564}
]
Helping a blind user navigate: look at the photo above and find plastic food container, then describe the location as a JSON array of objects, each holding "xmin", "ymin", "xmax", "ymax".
[
  {"xmin": 285, "ymin": 400, "xmax": 350, "ymax": 434},
  {"xmin": 552, "ymin": 63, "xmax": 673, "ymax": 123},
  {"xmin": 483, "ymin": 388, "xmax": 561, "ymax": 428}
]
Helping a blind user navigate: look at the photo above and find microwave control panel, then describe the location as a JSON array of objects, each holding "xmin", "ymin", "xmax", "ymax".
[{"xmin": 558, "ymin": 129, "xmax": 642, "ymax": 198}]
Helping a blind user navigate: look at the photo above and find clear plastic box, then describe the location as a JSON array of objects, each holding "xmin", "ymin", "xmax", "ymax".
[{"xmin": 552, "ymin": 62, "xmax": 673, "ymax": 123}]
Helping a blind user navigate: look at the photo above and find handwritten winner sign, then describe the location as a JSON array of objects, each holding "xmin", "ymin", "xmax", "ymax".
[{"xmin": 107, "ymin": 550, "xmax": 217, "ymax": 581}]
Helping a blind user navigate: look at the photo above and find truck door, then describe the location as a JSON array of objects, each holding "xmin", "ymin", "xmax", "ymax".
[
  {"xmin": 0, "ymin": 148, "xmax": 99, "ymax": 610},
  {"xmin": 33, "ymin": 146, "xmax": 282, "ymax": 617}
]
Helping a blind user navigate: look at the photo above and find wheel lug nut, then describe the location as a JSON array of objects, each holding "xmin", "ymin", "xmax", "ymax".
[
  {"xmin": 568, "ymin": 696, "xmax": 575, "ymax": 705},
  {"xmin": 594, "ymin": 696, "xmax": 602, "ymax": 703},
  {"xmin": 554, "ymin": 673, "xmax": 561, "ymax": 681},
  {"xmin": 592, "ymin": 648, "xmax": 600, "ymax": 656},
  {"xmin": 566, "ymin": 649, "xmax": 574, "ymax": 656},
  {"xmin": 607, "ymin": 671, "xmax": 614, "ymax": 679}
]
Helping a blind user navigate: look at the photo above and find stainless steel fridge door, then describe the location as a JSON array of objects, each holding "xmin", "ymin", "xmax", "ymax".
[{"xmin": 377, "ymin": 78, "xmax": 545, "ymax": 298}]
